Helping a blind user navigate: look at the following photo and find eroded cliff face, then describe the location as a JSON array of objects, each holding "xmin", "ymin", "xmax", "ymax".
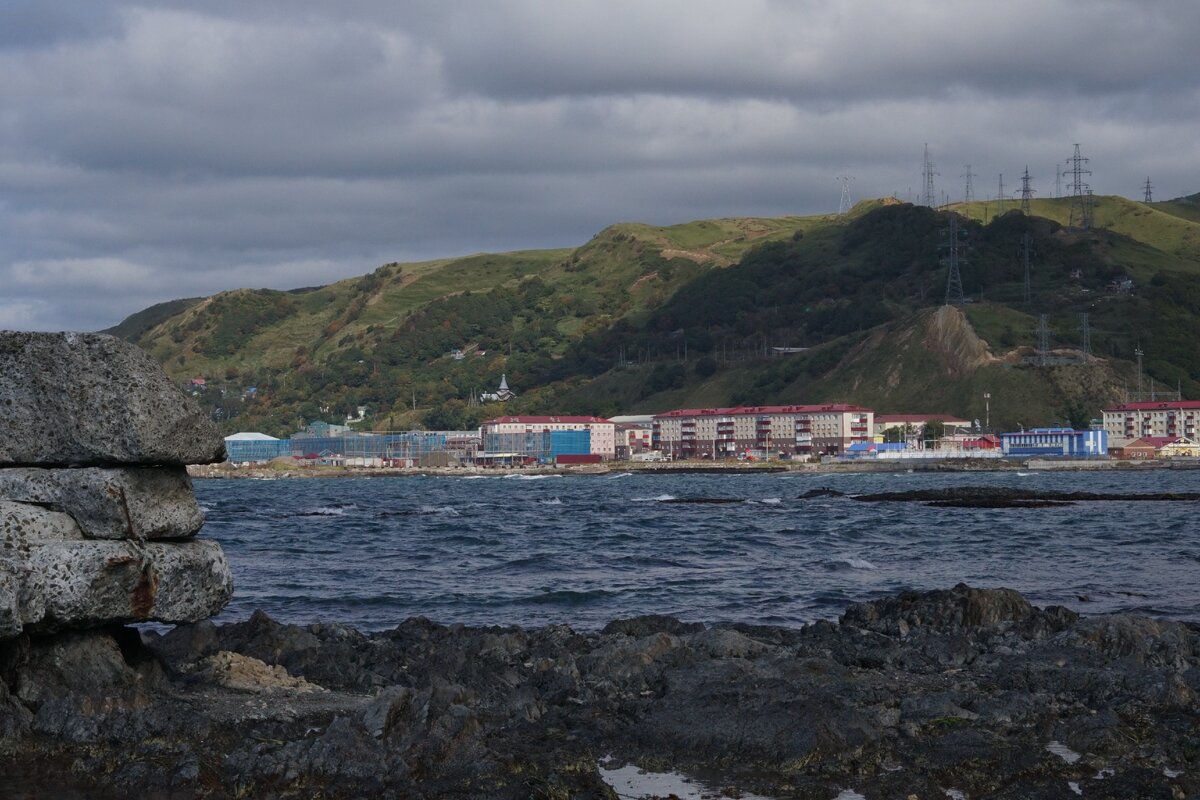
[
  {"xmin": 0, "ymin": 331, "xmax": 232, "ymax": 638},
  {"xmin": 924, "ymin": 305, "xmax": 998, "ymax": 375},
  {"xmin": 0, "ymin": 585, "xmax": 1196, "ymax": 799}
]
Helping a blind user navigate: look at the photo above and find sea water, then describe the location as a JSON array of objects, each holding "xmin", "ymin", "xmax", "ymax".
[{"xmin": 195, "ymin": 469, "xmax": 1200, "ymax": 630}]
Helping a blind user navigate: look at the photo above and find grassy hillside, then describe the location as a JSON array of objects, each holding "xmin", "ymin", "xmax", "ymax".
[{"xmin": 112, "ymin": 195, "xmax": 1200, "ymax": 436}]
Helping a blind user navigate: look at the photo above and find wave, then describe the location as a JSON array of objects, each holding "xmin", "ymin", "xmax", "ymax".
[
  {"xmin": 607, "ymin": 472, "xmax": 633, "ymax": 479},
  {"xmin": 539, "ymin": 498, "xmax": 565, "ymax": 506},
  {"xmin": 632, "ymin": 494, "xmax": 677, "ymax": 502},
  {"xmin": 756, "ymin": 498, "xmax": 782, "ymax": 505},
  {"xmin": 502, "ymin": 473, "xmax": 563, "ymax": 480},
  {"xmin": 296, "ymin": 505, "xmax": 353, "ymax": 517},
  {"xmin": 826, "ymin": 556, "xmax": 877, "ymax": 571}
]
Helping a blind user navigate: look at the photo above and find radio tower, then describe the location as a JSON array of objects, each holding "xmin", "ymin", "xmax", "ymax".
[
  {"xmin": 1143, "ymin": 177, "xmax": 1154, "ymax": 203},
  {"xmin": 962, "ymin": 164, "xmax": 978, "ymax": 204},
  {"xmin": 1022, "ymin": 232, "xmax": 1033, "ymax": 307},
  {"xmin": 922, "ymin": 144, "xmax": 938, "ymax": 207},
  {"xmin": 942, "ymin": 213, "xmax": 967, "ymax": 305},
  {"xmin": 1078, "ymin": 313, "xmax": 1091, "ymax": 356},
  {"xmin": 1019, "ymin": 166, "xmax": 1035, "ymax": 215},
  {"xmin": 837, "ymin": 175, "xmax": 854, "ymax": 215},
  {"xmin": 996, "ymin": 174, "xmax": 1007, "ymax": 216},
  {"xmin": 1066, "ymin": 143, "xmax": 1092, "ymax": 228}
]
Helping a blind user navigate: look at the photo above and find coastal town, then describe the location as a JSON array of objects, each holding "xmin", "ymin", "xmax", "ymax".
[{"xmin": 222, "ymin": 392, "xmax": 1200, "ymax": 470}]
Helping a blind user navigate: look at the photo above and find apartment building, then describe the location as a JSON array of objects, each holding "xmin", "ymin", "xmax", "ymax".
[
  {"xmin": 651, "ymin": 404, "xmax": 873, "ymax": 459},
  {"xmin": 1102, "ymin": 401, "xmax": 1200, "ymax": 443},
  {"xmin": 479, "ymin": 415, "xmax": 616, "ymax": 459}
]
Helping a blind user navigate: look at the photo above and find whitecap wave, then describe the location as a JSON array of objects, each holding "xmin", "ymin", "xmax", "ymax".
[
  {"xmin": 758, "ymin": 497, "xmax": 782, "ymax": 505},
  {"xmin": 539, "ymin": 498, "xmax": 564, "ymax": 506},
  {"xmin": 503, "ymin": 473, "xmax": 563, "ymax": 480},
  {"xmin": 829, "ymin": 556, "xmax": 877, "ymax": 570},
  {"xmin": 607, "ymin": 472, "xmax": 633, "ymax": 479},
  {"xmin": 418, "ymin": 505, "xmax": 461, "ymax": 516},
  {"xmin": 632, "ymin": 494, "xmax": 677, "ymax": 502}
]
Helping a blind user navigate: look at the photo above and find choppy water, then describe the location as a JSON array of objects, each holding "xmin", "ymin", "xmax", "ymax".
[{"xmin": 195, "ymin": 470, "xmax": 1200, "ymax": 631}]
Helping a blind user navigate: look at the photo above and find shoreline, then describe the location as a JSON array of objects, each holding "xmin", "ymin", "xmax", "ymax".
[
  {"xmin": 188, "ymin": 456, "xmax": 1199, "ymax": 480},
  {"xmin": 2, "ymin": 584, "xmax": 1195, "ymax": 799}
]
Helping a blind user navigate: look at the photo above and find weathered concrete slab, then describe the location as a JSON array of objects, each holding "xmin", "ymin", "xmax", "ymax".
[
  {"xmin": 0, "ymin": 466, "xmax": 204, "ymax": 540},
  {"xmin": 0, "ymin": 331, "xmax": 226, "ymax": 467},
  {"xmin": 1, "ymin": 501, "xmax": 232, "ymax": 638}
]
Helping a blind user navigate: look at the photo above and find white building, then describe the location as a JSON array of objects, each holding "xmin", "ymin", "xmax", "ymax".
[
  {"xmin": 1102, "ymin": 400, "xmax": 1200, "ymax": 443},
  {"xmin": 652, "ymin": 404, "xmax": 873, "ymax": 459}
]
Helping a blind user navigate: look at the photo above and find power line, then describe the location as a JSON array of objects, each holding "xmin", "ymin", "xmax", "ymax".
[
  {"xmin": 942, "ymin": 213, "xmax": 968, "ymax": 305},
  {"xmin": 1022, "ymin": 232, "xmax": 1033, "ymax": 308},
  {"xmin": 837, "ymin": 175, "xmax": 855, "ymax": 215},
  {"xmin": 962, "ymin": 164, "xmax": 978, "ymax": 204},
  {"xmin": 1019, "ymin": 166, "xmax": 1035, "ymax": 215},
  {"xmin": 1035, "ymin": 314, "xmax": 1052, "ymax": 366},
  {"xmin": 922, "ymin": 143, "xmax": 938, "ymax": 207},
  {"xmin": 1066, "ymin": 143, "xmax": 1092, "ymax": 229}
]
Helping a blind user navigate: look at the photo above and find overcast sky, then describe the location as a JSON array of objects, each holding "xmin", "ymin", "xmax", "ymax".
[{"xmin": 2, "ymin": 1, "xmax": 1198, "ymax": 331}]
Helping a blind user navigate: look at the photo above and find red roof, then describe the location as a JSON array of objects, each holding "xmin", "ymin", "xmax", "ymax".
[
  {"xmin": 654, "ymin": 404, "xmax": 872, "ymax": 419},
  {"xmin": 482, "ymin": 415, "xmax": 612, "ymax": 425},
  {"xmin": 1105, "ymin": 401, "xmax": 1200, "ymax": 412},
  {"xmin": 1123, "ymin": 436, "xmax": 1187, "ymax": 449}
]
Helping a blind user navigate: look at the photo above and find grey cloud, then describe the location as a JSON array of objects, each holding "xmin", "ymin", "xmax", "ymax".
[{"xmin": 0, "ymin": 0, "xmax": 1198, "ymax": 332}]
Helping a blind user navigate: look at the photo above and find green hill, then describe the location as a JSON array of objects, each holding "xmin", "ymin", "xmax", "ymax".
[{"xmin": 110, "ymin": 195, "xmax": 1200, "ymax": 436}]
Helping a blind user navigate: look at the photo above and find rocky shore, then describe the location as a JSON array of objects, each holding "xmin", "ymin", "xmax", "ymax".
[{"xmin": 1, "ymin": 584, "xmax": 1196, "ymax": 799}]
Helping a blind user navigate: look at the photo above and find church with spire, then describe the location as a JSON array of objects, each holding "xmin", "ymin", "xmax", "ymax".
[{"xmin": 479, "ymin": 373, "xmax": 517, "ymax": 403}]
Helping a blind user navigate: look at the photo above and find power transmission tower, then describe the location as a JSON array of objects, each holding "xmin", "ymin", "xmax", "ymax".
[
  {"xmin": 942, "ymin": 213, "xmax": 968, "ymax": 305},
  {"xmin": 1055, "ymin": 164, "xmax": 1062, "ymax": 199},
  {"xmin": 1078, "ymin": 312, "xmax": 1091, "ymax": 355},
  {"xmin": 837, "ymin": 175, "xmax": 855, "ymax": 215},
  {"xmin": 1143, "ymin": 177, "xmax": 1154, "ymax": 203},
  {"xmin": 1019, "ymin": 166, "xmax": 1035, "ymax": 215},
  {"xmin": 922, "ymin": 144, "xmax": 938, "ymax": 207},
  {"xmin": 996, "ymin": 174, "xmax": 1007, "ymax": 216},
  {"xmin": 1135, "ymin": 345, "xmax": 1144, "ymax": 398},
  {"xmin": 1035, "ymin": 315, "xmax": 1052, "ymax": 366},
  {"xmin": 1066, "ymin": 143, "xmax": 1092, "ymax": 228},
  {"xmin": 1084, "ymin": 188, "xmax": 1096, "ymax": 229},
  {"xmin": 1022, "ymin": 232, "xmax": 1033, "ymax": 308},
  {"xmin": 962, "ymin": 164, "xmax": 978, "ymax": 204}
]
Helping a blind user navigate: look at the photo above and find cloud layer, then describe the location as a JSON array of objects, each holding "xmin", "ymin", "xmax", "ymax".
[{"xmin": 2, "ymin": 0, "xmax": 1198, "ymax": 330}]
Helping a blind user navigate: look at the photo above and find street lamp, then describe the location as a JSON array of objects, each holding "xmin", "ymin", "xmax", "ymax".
[{"xmin": 983, "ymin": 392, "xmax": 991, "ymax": 432}]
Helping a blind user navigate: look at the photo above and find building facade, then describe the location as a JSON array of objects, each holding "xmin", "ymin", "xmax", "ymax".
[
  {"xmin": 1103, "ymin": 401, "xmax": 1200, "ymax": 442},
  {"xmin": 999, "ymin": 428, "xmax": 1108, "ymax": 457},
  {"xmin": 479, "ymin": 416, "xmax": 616, "ymax": 459},
  {"xmin": 652, "ymin": 404, "xmax": 873, "ymax": 459}
]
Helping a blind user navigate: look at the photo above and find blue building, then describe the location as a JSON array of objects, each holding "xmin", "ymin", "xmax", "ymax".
[
  {"xmin": 225, "ymin": 433, "xmax": 291, "ymax": 463},
  {"xmin": 482, "ymin": 429, "xmax": 591, "ymax": 464},
  {"xmin": 1000, "ymin": 428, "xmax": 1108, "ymax": 457}
]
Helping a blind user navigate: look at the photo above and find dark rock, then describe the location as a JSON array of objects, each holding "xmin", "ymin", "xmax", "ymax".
[
  {"xmin": 2, "ymin": 584, "xmax": 1198, "ymax": 799},
  {"xmin": 0, "ymin": 331, "xmax": 225, "ymax": 467}
]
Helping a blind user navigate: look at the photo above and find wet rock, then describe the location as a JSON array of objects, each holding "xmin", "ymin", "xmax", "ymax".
[
  {"xmin": 841, "ymin": 582, "xmax": 1034, "ymax": 635},
  {"xmin": 0, "ymin": 466, "xmax": 204, "ymax": 539},
  {"xmin": 2, "ymin": 585, "xmax": 1198, "ymax": 799},
  {"xmin": 0, "ymin": 331, "xmax": 225, "ymax": 467}
]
